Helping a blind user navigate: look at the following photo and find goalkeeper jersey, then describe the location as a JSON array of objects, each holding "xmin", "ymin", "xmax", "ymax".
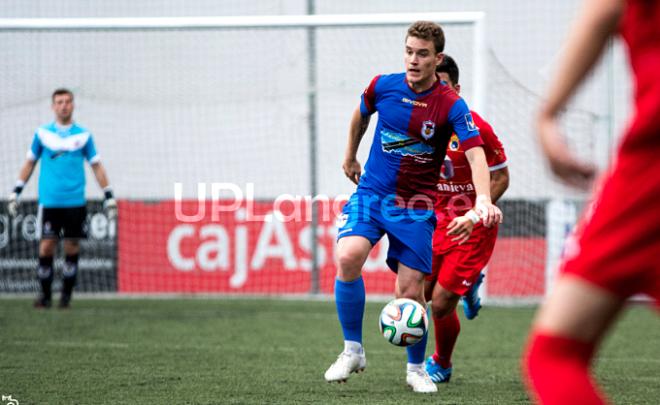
[
  {"xmin": 358, "ymin": 73, "xmax": 483, "ymax": 209},
  {"xmin": 28, "ymin": 122, "xmax": 99, "ymax": 208}
]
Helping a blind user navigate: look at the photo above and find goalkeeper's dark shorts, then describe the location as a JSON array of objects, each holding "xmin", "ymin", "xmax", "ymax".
[{"xmin": 40, "ymin": 205, "xmax": 87, "ymax": 239}]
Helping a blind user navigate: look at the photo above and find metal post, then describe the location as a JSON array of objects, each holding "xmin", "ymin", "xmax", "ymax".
[{"xmin": 307, "ymin": 0, "xmax": 320, "ymax": 294}]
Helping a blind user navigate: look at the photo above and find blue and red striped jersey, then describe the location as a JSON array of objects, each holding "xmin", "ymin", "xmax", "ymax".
[{"xmin": 357, "ymin": 73, "xmax": 483, "ymax": 208}]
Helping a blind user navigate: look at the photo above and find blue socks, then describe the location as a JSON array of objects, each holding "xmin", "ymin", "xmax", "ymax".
[
  {"xmin": 406, "ymin": 307, "xmax": 429, "ymax": 365},
  {"xmin": 335, "ymin": 277, "xmax": 366, "ymax": 344}
]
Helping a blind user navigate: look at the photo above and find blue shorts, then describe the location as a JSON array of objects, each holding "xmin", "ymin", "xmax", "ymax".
[{"xmin": 336, "ymin": 191, "xmax": 436, "ymax": 274}]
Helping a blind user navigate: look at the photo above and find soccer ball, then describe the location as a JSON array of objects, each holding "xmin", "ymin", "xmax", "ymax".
[{"xmin": 379, "ymin": 298, "xmax": 428, "ymax": 347}]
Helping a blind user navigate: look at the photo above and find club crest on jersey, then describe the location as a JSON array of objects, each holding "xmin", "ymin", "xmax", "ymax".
[
  {"xmin": 421, "ymin": 120, "xmax": 436, "ymax": 140},
  {"xmin": 449, "ymin": 134, "xmax": 460, "ymax": 151},
  {"xmin": 464, "ymin": 113, "xmax": 478, "ymax": 131}
]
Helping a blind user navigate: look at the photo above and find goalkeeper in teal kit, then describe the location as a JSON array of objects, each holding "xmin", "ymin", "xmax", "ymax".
[
  {"xmin": 324, "ymin": 21, "xmax": 503, "ymax": 393},
  {"xmin": 8, "ymin": 88, "xmax": 117, "ymax": 308}
]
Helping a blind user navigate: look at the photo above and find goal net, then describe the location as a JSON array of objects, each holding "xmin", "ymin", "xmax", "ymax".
[{"xmin": 0, "ymin": 13, "xmax": 598, "ymax": 303}]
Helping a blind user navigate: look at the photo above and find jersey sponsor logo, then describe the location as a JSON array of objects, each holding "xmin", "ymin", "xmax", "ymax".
[
  {"xmin": 401, "ymin": 97, "xmax": 428, "ymax": 108},
  {"xmin": 421, "ymin": 120, "xmax": 436, "ymax": 140},
  {"xmin": 449, "ymin": 134, "xmax": 460, "ymax": 151},
  {"xmin": 436, "ymin": 182, "xmax": 475, "ymax": 193},
  {"xmin": 381, "ymin": 130, "xmax": 435, "ymax": 156},
  {"xmin": 464, "ymin": 113, "xmax": 478, "ymax": 132}
]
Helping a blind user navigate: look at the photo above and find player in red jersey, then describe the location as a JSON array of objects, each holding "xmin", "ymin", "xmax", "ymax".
[
  {"xmin": 523, "ymin": 0, "xmax": 660, "ymax": 404},
  {"xmin": 423, "ymin": 55, "xmax": 510, "ymax": 383}
]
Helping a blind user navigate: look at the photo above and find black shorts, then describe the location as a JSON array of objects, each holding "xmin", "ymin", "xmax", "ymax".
[{"xmin": 40, "ymin": 206, "xmax": 87, "ymax": 239}]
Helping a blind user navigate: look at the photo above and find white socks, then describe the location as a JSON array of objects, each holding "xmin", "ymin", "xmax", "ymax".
[{"xmin": 344, "ymin": 340, "xmax": 364, "ymax": 354}]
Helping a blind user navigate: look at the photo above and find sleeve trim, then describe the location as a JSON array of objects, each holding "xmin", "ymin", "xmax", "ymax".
[
  {"xmin": 489, "ymin": 161, "xmax": 508, "ymax": 171},
  {"xmin": 461, "ymin": 136, "xmax": 484, "ymax": 151}
]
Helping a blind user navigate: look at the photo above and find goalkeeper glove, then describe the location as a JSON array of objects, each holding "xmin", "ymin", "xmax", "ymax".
[
  {"xmin": 103, "ymin": 187, "xmax": 117, "ymax": 220},
  {"xmin": 7, "ymin": 181, "xmax": 24, "ymax": 217}
]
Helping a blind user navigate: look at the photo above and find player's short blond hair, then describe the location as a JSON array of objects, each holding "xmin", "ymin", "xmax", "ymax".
[{"xmin": 406, "ymin": 21, "xmax": 445, "ymax": 54}]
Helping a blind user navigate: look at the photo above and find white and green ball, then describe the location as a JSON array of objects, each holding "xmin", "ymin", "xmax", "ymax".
[{"xmin": 379, "ymin": 298, "xmax": 428, "ymax": 347}]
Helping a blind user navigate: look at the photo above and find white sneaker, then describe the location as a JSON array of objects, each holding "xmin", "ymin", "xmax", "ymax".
[
  {"xmin": 406, "ymin": 368, "xmax": 438, "ymax": 393},
  {"xmin": 324, "ymin": 351, "xmax": 366, "ymax": 382}
]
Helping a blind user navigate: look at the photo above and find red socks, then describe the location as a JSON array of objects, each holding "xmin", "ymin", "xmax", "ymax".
[
  {"xmin": 523, "ymin": 331, "xmax": 609, "ymax": 405},
  {"xmin": 432, "ymin": 309, "xmax": 460, "ymax": 368}
]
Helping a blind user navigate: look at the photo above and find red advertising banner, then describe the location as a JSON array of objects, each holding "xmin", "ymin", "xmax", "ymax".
[
  {"xmin": 118, "ymin": 199, "xmax": 545, "ymax": 296},
  {"xmin": 118, "ymin": 199, "xmax": 395, "ymax": 294}
]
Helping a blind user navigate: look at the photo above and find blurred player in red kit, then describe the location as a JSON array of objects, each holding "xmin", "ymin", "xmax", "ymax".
[
  {"xmin": 523, "ymin": 0, "xmax": 660, "ymax": 404},
  {"xmin": 424, "ymin": 55, "xmax": 510, "ymax": 383}
]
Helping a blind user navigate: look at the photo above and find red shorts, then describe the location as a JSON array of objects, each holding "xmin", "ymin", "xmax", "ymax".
[
  {"xmin": 560, "ymin": 148, "xmax": 660, "ymax": 304},
  {"xmin": 427, "ymin": 220, "xmax": 498, "ymax": 295}
]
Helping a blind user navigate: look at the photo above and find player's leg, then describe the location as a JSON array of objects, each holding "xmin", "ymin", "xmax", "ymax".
[
  {"xmin": 383, "ymin": 208, "xmax": 437, "ymax": 392},
  {"xmin": 58, "ymin": 206, "xmax": 87, "ymax": 308},
  {"xmin": 325, "ymin": 193, "xmax": 383, "ymax": 383},
  {"xmin": 523, "ymin": 275, "xmax": 624, "ymax": 405},
  {"xmin": 396, "ymin": 262, "xmax": 437, "ymax": 393},
  {"xmin": 34, "ymin": 207, "xmax": 61, "ymax": 308},
  {"xmin": 35, "ymin": 238, "xmax": 57, "ymax": 308},
  {"xmin": 335, "ymin": 235, "xmax": 371, "ymax": 346},
  {"xmin": 324, "ymin": 235, "xmax": 372, "ymax": 382},
  {"xmin": 425, "ymin": 282, "xmax": 460, "ymax": 383},
  {"xmin": 426, "ymin": 227, "xmax": 494, "ymax": 382},
  {"xmin": 60, "ymin": 239, "xmax": 80, "ymax": 308}
]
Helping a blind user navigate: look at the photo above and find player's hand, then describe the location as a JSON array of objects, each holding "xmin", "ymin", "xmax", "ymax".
[
  {"xmin": 343, "ymin": 158, "xmax": 362, "ymax": 185},
  {"xmin": 104, "ymin": 197, "xmax": 117, "ymax": 220},
  {"xmin": 446, "ymin": 214, "xmax": 476, "ymax": 245},
  {"xmin": 474, "ymin": 195, "xmax": 503, "ymax": 227},
  {"xmin": 537, "ymin": 113, "xmax": 596, "ymax": 190},
  {"xmin": 7, "ymin": 192, "xmax": 19, "ymax": 217}
]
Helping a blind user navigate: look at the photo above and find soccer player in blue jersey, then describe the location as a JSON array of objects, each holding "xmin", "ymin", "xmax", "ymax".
[
  {"xmin": 324, "ymin": 21, "xmax": 503, "ymax": 393},
  {"xmin": 7, "ymin": 89, "xmax": 117, "ymax": 308}
]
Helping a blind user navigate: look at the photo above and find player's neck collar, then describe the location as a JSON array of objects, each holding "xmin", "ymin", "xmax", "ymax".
[
  {"xmin": 54, "ymin": 121, "xmax": 74, "ymax": 131},
  {"xmin": 405, "ymin": 74, "xmax": 440, "ymax": 95}
]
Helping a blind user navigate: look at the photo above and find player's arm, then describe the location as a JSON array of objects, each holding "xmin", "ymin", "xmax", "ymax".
[
  {"xmin": 490, "ymin": 166, "xmax": 509, "ymax": 203},
  {"xmin": 537, "ymin": 0, "xmax": 622, "ymax": 188},
  {"xmin": 84, "ymin": 136, "xmax": 117, "ymax": 219},
  {"xmin": 7, "ymin": 159, "xmax": 37, "ymax": 217},
  {"xmin": 91, "ymin": 161, "xmax": 110, "ymax": 189},
  {"xmin": 344, "ymin": 75, "xmax": 379, "ymax": 185},
  {"xmin": 343, "ymin": 106, "xmax": 370, "ymax": 185},
  {"xmin": 446, "ymin": 150, "xmax": 495, "ymax": 244},
  {"xmin": 446, "ymin": 163, "xmax": 508, "ymax": 244},
  {"xmin": 465, "ymin": 147, "xmax": 502, "ymax": 226},
  {"xmin": 90, "ymin": 162, "xmax": 117, "ymax": 219},
  {"xmin": 8, "ymin": 133, "xmax": 43, "ymax": 217}
]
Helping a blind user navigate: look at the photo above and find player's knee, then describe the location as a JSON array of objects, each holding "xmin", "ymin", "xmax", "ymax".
[
  {"xmin": 431, "ymin": 289, "xmax": 459, "ymax": 318},
  {"xmin": 430, "ymin": 299, "xmax": 452, "ymax": 318},
  {"xmin": 63, "ymin": 240, "xmax": 80, "ymax": 255},
  {"xmin": 39, "ymin": 239, "xmax": 57, "ymax": 257},
  {"xmin": 396, "ymin": 282, "xmax": 425, "ymax": 305},
  {"xmin": 335, "ymin": 250, "xmax": 365, "ymax": 280}
]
